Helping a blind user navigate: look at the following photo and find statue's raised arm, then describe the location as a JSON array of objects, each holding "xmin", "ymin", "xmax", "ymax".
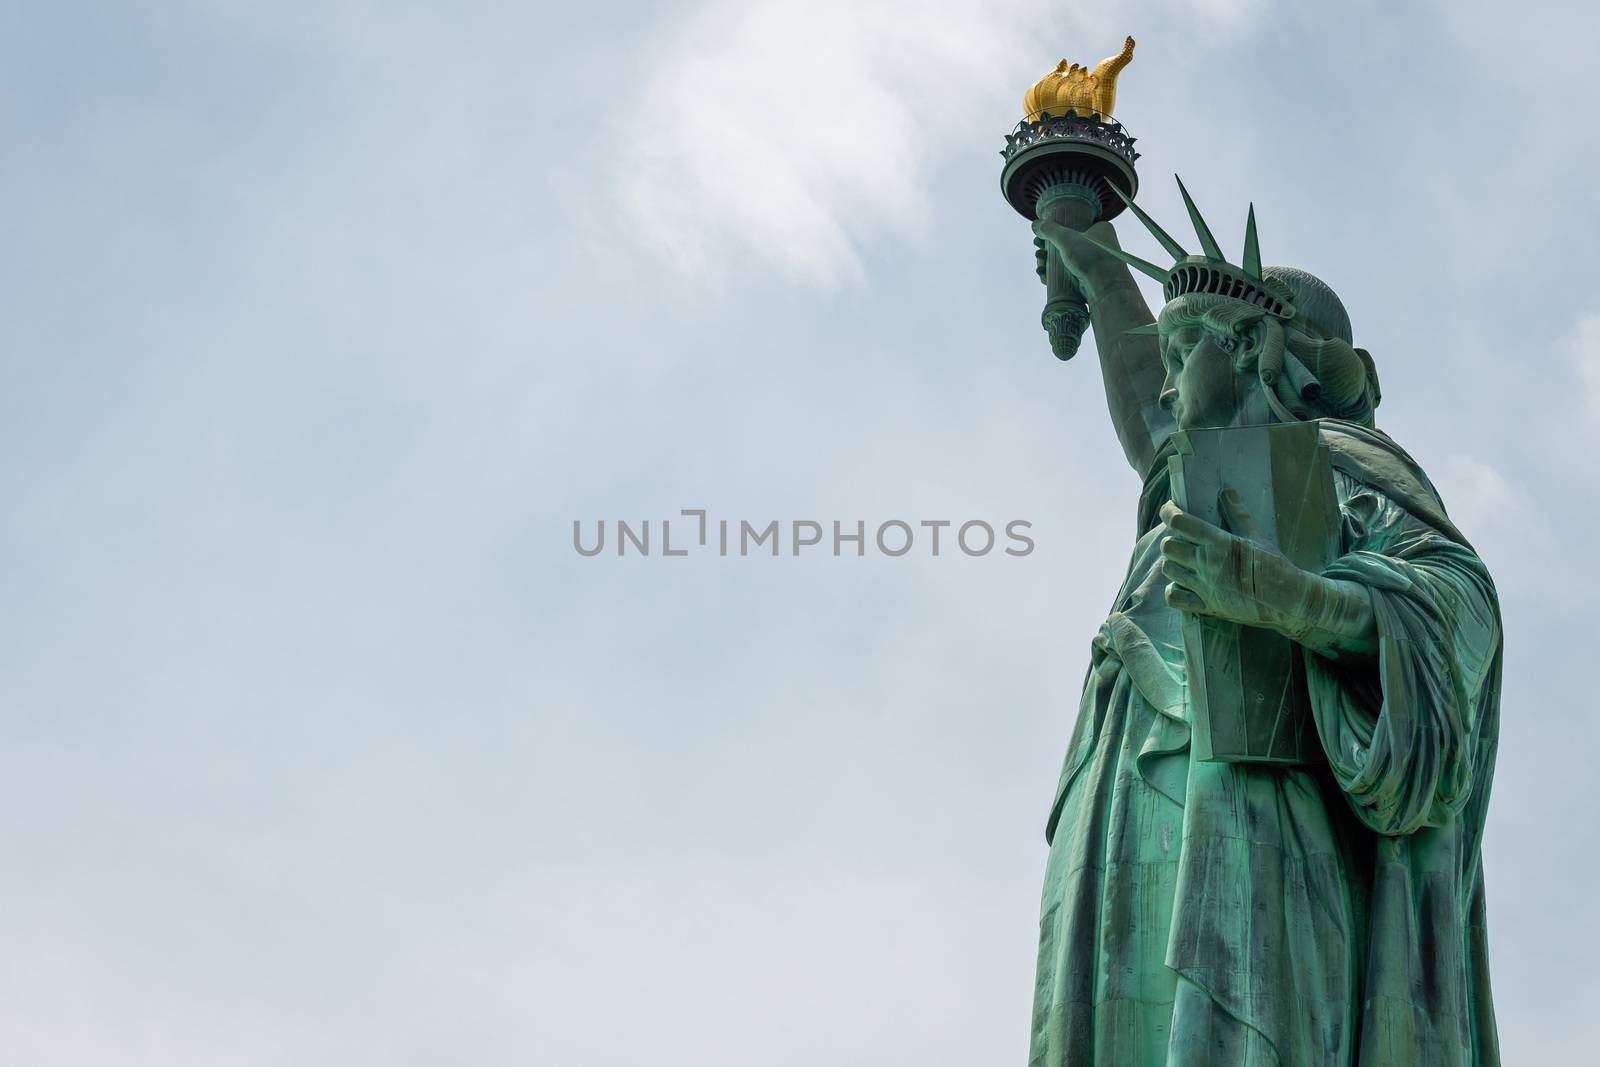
[
  {"xmin": 1005, "ymin": 37, "xmax": 1174, "ymax": 477},
  {"xmin": 1031, "ymin": 217, "xmax": 1173, "ymax": 476}
]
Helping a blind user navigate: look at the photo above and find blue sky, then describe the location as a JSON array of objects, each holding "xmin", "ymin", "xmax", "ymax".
[{"xmin": 2, "ymin": 1, "xmax": 1597, "ymax": 1063}]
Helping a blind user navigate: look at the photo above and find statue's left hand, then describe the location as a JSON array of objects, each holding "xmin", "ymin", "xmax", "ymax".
[
  {"xmin": 1158, "ymin": 489, "xmax": 1305, "ymax": 629},
  {"xmin": 1159, "ymin": 489, "xmax": 1378, "ymax": 658}
]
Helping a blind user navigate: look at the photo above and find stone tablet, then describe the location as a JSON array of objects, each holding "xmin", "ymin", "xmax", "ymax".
[{"xmin": 1167, "ymin": 421, "xmax": 1339, "ymax": 764}]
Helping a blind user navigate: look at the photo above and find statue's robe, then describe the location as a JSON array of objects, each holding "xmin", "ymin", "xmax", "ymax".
[{"xmin": 1029, "ymin": 420, "xmax": 1501, "ymax": 1066}]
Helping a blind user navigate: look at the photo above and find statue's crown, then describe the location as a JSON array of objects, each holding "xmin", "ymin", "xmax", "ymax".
[
  {"xmin": 1023, "ymin": 36, "xmax": 1135, "ymax": 122},
  {"xmin": 1088, "ymin": 175, "xmax": 1300, "ymax": 324}
]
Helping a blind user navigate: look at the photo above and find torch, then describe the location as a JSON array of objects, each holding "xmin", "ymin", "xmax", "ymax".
[{"xmin": 1000, "ymin": 37, "xmax": 1140, "ymax": 360}]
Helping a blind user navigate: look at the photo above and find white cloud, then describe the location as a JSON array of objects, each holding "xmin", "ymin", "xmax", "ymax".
[
  {"xmin": 1567, "ymin": 310, "xmax": 1600, "ymax": 419},
  {"xmin": 609, "ymin": 0, "xmax": 1028, "ymax": 287},
  {"xmin": 1433, "ymin": 452, "xmax": 1576, "ymax": 614},
  {"xmin": 1436, "ymin": 454, "xmax": 1528, "ymax": 533},
  {"xmin": 601, "ymin": 0, "xmax": 1281, "ymax": 290}
]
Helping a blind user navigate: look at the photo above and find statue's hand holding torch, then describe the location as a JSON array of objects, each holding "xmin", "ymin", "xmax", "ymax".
[{"xmin": 1000, "ymin": 37, "xmax": 1140, "ymax": 360}]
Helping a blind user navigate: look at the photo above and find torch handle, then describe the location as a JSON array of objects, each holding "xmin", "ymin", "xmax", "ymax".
[{"xmin": 1037, "ymin": 190, "xmax": 1100, "ymax": 361}]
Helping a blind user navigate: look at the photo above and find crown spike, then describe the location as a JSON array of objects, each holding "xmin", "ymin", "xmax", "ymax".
[
  {"xmin": 1242, "ymin": 203, "xmax": 1261, "ymax": 279},
  {"xmin": 1124, "ymin": 322, "xmax": 1162, "ymax": 336},
  {"xmin": 1174, "ymin": 174, "xmax": 1224, "ymax": 261},
  {"xmin": 1084, "ymin": 235, "xmax": 1172, "ymax": 283},
  {"xmin": 1106, "ymin": 184, "xmax": 1187, "ymax": 261}
]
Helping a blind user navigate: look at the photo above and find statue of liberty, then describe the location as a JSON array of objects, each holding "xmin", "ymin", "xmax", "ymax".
[{"xmin": 1020, "ymin": 82, "xmax": 1504, "ymax": 1066}]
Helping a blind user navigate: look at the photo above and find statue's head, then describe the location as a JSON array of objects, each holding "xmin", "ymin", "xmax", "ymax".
[{"xmin": 1093, "ymin": 178, "xmax": 1381, "ymax": 430}]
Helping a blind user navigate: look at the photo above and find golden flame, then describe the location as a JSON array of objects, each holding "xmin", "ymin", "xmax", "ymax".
[{"xmin": 1022, "ymin": 36, "xmax": 1134, "ymax": 121}]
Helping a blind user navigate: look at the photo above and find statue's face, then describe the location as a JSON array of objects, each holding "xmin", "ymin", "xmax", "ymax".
[{"xmin": 1158, "ymin": 320, "xmax": 1271, "ymax": 430}]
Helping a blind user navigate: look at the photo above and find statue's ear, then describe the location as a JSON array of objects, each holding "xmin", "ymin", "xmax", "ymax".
[{"xmin": 1236, "ymin": 319, "xmax": 1267, "ymax": 367}]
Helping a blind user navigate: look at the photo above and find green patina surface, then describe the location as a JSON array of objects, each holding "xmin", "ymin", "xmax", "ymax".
[{"xmin": 1023, "ymin": 184, "xmax": 1501, "ymax": 1066}]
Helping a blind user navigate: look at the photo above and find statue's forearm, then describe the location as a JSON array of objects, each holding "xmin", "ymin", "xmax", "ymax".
[
  {"xmin": 1085, "ymin": 269, "xmax": 1172, "ymax": 475},
  {"xmin": 1278, "ymin": 577, "xmax": 1378, "ymax": 662}
]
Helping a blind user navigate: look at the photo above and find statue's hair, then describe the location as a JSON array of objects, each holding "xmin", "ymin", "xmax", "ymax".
[{"xmin": 1158, "ymin": 292, "xmax": 1378, "ymax": 426}]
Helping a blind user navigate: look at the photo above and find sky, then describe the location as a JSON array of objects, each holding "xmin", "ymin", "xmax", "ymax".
[{"xmin": 2, "ymin": 0, "xmax": 1598, "ymax": 1063}]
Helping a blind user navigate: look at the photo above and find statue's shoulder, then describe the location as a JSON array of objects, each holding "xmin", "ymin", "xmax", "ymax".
[{"xmin": 1316, "ymin": 419, "xmax": 1474, "ymax": 550}]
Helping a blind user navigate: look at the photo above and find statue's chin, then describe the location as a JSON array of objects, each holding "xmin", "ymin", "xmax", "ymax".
[
  {"xmin": 1174, "ymin": 390, "xmax": 1274, "ymax": 431},
  {"xmin": 1174, "ymin": 408, "xmax": 1221, "ymax": 431}
]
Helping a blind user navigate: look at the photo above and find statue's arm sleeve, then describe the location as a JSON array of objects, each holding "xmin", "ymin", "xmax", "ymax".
[
  {"xmin": 1091, "ymin": 272, "xmax": 1174, "ymax": 476},
  {"xmin": 1304, "ymin": 482, "xmax": 1501, "ymax": 836}
]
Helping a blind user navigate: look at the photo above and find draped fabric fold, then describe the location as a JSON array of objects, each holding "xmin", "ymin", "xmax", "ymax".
[
  {"xmin": 1029, "ymin": 421, "xmax": 1501, "ymax": 1067},
  {"xmin": 1303, "ymin": 472, "xmax": 1502, "ymax": 1065}
]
